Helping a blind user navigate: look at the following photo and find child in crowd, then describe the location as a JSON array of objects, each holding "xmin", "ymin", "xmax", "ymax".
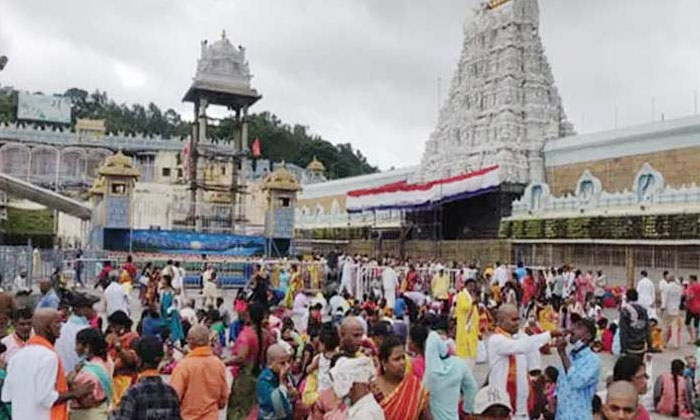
[
  {"xmin": 601, "ymin": 322, "xmax": 617, "ymax": 352},
  {"xmin": 591, "ymin": 318, "xmax": 608, "ymax": 352},
  {"xmin": 650, "ymin": 318, "xmax": 664, "ymax": 352},
  {"xmin": 206, "ymin": 309, "xmax": 226, "ymax": 356},
  {"xmin": 684, "ymin": 355, "xmax": 696, "ymax": 392},
  {"xmin": 542, "ymin": 366, "xmax": 558, "ymax": 420}
]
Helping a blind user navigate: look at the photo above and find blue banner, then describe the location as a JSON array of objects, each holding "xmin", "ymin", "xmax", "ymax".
[{"xmin": 106, "ymin": 229, "xmax": 267, "ymax": 256}]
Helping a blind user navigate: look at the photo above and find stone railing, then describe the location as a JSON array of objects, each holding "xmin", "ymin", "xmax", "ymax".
[
  {"xmin": 295, "ymin": 209, "xmax": 404, "ymax": 229},
  {"xmin": 511, "ymin": 163, "xmax": 700, "ymax": 218},
  {"xmin": 0, "ymin": 123, "xmax": 238, "ymax": 154}
]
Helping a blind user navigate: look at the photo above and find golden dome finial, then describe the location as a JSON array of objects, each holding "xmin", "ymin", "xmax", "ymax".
[
  {"xmin": 98, "ymin": 151, "xmax": 140, "ymax": 178},
  {"xmin": 306, "ymin": 156, "xmax": 325, "ymax": 173},
  {"xmin": 262, "ymin": 164, "xmax": 301, "ymax": 192}
]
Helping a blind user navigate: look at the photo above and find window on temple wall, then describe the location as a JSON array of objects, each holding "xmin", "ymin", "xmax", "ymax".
[
  {"xmin": 60, "ymin": 150, "xmax": 84, "ymax": 180},
  {"xmin": 111, "ymin": 183, "xmax": 126, "ymax": 195},
  {"xmin": 162, "ymin": 167, "xmax": 171, "ymax": 178},
  {"xmin": 31, "ymin": 148, "xmax": 57, "ymax": 179},
  {"xmin": 0, "ymin": 146, "xmax": 29, "ymax": 177},
  {"xmin": 278, "ymin": 197, "xmax": 290, "ymax": 208}
]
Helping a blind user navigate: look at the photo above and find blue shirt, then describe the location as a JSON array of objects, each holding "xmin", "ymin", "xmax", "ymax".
[
  {"xmin": 515, "ymin": 267, "xmax": 527, "ymax": 282},
  {"xmin": 423, "ymin": 332, "xmax": 477, "ymax": 420},
  {"xmin": 257, "ymin": 367, "xmax": 292, "ymax": 420},
  {"xmin": 394, "ymin": 297, "xmax": 406, "ymax": 318},
  {"xmin": 36, "ymin": 289, "xmax": 60, "ymax": 309},
  {"xmin": 142, "ymin": 315, "xmax": 165, "ymax": 338},
  {"xmin": 556, "ymin": 346, "xmax": 601, "ymax": 420}
]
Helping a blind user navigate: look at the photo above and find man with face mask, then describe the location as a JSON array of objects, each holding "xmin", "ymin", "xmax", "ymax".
[{"xmin": 554, "ymin": 318, "xmax": 601, "ymax": 420}]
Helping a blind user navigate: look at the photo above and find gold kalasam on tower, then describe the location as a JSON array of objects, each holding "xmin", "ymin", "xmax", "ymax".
[{"xmin": 487, "ymin": 0, "xmax": 512, "ymax": 9}]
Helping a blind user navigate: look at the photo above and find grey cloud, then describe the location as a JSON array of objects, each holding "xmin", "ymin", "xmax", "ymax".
[{"xmin": 2, "ymin": 0, "xmax": 700, "ymax": 169}]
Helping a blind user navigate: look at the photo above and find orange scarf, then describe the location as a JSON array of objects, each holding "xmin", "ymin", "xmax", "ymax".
[
  {"xmin": 28, "ymin": 335, "xmax": 68, "ymax": 420},
  {"xmin": 495, "ymin": 327, "xmax": 517, "ymax": 411},
  {"xmin": 186, "ymin": 346, "xmax": 213, "ymax": 358}
]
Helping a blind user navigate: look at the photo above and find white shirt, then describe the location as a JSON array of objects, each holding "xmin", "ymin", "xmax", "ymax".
[
  {"xmin": 12, "ymin": 275, "xmax": 28, "ymax": 293},
  {"xmin": 487, "ymin": 331, "xmax": 551, "ymax": 417},
  {"xmin": 494, "ymin": 265, "xmax": 508, "ymax": 287},
  {"xmin": 329, "ymin": 295, "xmax": 350, "ymax": 317},
  {"xmin": 663, "ymin": 281, "xmax": 683, "ymax": 316},
  {"xmin": 180, "ymin": 306, "xmax": 198, "ymax": 326},
  {"xmin": 637, "ymin": 277, "xmax": 655, "ymax": 309},
  {"xmin": 347, "ymin": 393, "xmax": 385, "ymax": 420},
  {"xmin": 55, "ymin": 315, "xmax": 90, "ymax": 373},
  {"xmin": 104, "ymin": 282, "xmax": 130, "ymax": 316},
  {"xmin": 381, "ymin": 267, "xmax": 398, "ymax": 291},
  {"xmin": 658, "ymin": 279, "xmax": 668, "ymax": 309},
  {"xmin": 564, "ymin": 271, "xmax": 576, "ymax": 297},
  {"xmin": 2, "ymin": 344, "xmax": 61, "ymax": 420}
]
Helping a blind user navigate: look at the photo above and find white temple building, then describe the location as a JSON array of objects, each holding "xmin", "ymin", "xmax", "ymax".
[{"xmin": 420, "ymin": 0, "xmax": 573, "ymax": 184}]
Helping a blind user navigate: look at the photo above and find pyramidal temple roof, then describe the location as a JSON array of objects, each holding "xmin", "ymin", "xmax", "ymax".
[{"xmin": 420, "ymin": 0, "xmax": 574, "ymax": 185}]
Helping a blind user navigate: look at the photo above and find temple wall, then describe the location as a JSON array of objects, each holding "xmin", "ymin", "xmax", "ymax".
[
  {"xmin": 546, "ymin": 144, "xmax": 700, "ymax": 196},
  {"xmin": 311, "ymin": 239, "xmax": 512, "ymax": 264}
]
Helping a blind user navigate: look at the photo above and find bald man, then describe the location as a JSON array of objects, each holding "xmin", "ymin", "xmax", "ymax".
[
  {"xmin": 340, "ymin": 316, "xmax": 365, "ymax": 355},
  {"xmin": 170, "ymin": 325, "xmax": 229, "ymax": 420},
  {"xmin": 2, "ymin": 308, "xmax": 92, "ymax": 420},
  {"xmin": 602, "ymin": 381, "xmax": 638, "ymax": 420},
  {"xmin": 258, "ymin": 343, "xmax": 295, "ymax": 420},
  {"xmin": 487, "ymin": 304, "xmax": 562, "ymax": 420}
]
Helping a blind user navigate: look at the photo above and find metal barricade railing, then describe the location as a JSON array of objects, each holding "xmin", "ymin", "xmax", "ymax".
[{"xmin": 343, "ymin": 263, "xmax": 463, "ymax": 300}]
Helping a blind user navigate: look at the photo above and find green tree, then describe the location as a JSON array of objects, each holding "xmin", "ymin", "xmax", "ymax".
[{"xmin": 0, "ymin": 87, "xmax": 377, "ymax": 179}]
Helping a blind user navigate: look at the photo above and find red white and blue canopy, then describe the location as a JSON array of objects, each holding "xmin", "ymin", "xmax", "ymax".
[{"xmin": 346, "ymin": 165, "xmax": 500, "ymax": 213}]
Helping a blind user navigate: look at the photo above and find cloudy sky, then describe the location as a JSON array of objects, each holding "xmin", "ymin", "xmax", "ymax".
[{"xmin": 1, "ymin": 0, "xmax": 699, "ymax": 170}]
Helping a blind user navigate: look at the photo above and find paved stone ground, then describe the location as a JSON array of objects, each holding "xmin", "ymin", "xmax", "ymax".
[{"xmin": 84, "ymin": 287, "xmax": 688, "ymax": 420}]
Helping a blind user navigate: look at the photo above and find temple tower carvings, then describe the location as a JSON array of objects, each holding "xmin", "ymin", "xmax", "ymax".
[{"xmin": 420, "ymin": 0, "xmax": 574, "ymax": 184}]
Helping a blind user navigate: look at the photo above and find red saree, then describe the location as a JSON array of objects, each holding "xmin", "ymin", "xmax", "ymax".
[{"xmin": 377, "ymin": 374, "xmax": 429, "ymax": 420}]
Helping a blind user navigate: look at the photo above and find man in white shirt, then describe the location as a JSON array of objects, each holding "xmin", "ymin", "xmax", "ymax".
[
  {"xmin": 487, "ymin": 304, "xmax": 562, "ymax": 420},
  {"xmin": 2, "ymin": 308, "xmax": 92, "ymax": 420},
  {"xmin": 381, "ymin": 263, "xmax": 399, "ymax": 309},
  {"xmin": 103, "ymin": 275, "xmax": 130, "ymax": 316},
  {"xmin": 12, "ymin": 269, "xmax": 30, "ymax": 294},
  {"xmin": 179, "ymin": 299, "xmax": 198, "ymax": 327},
  {"xmin": 658, "ymin": 271, "xmax": 669, "ymax": 330},
  {"xmin": 493, "ymin": 262, "xmax": 508, "ymax": 288},
  {"xmin": 55, "ymin": 293, "xmax": 98, "ymax": 373},
  {"xmin": 563, "ymin": 268, "xmax": 576, "ymax": 298},
  {"xmin": 636, "ymin": 270, "xmax": 656, "ymax": 316},
  {"xmin": 662, "ymin": 274, "xmax": 684, "ymax": 349},
  {"xmin": 329, "ymin": 293, "xmax": 350, "ymax": 319}
]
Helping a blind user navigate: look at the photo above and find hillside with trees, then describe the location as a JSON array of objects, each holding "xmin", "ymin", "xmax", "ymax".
[{"xmin": 0, "ymin": 87, "xmax": 377, "ymax": 179}]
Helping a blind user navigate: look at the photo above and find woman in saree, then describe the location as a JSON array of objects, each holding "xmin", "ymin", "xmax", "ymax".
[
  {"xmin": 537, "ymin": 300, "xmax": 557, "ymax": 332},
  {"xmin": 283, "ymin": 264, "xmax": 303, "ymax": 309},
  {"xmin": 105, "ymin": 310, "xmax": 139, "ymax": 407},
  {"xmin": 145, "ymin": 267, "xmax": 161, "ymax": 306},
  {"xmin": 138, "ymin": 262, "xmax": 153, "ymax": 306},
  {"xmin": 226, "ymin": 302, "xmax": 273, "ymax": 420},
  {"xmin": 70, "ymin": 328, "xmax": 114, "ymax": 420},
  {"xmin": 373, "ymin": 335, "xmax": 430, "ymax": 420}
]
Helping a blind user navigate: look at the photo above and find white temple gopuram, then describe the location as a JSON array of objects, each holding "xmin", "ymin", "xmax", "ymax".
[{"xmin": 420, "ymin": 0, "xmax": 574, "ymax": 184}]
